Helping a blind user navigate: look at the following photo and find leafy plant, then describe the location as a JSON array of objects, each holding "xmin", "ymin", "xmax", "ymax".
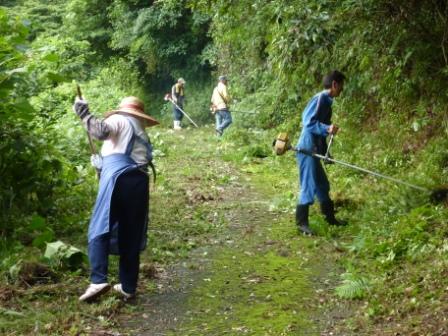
[
  {"xmin": 335, "ymin": 272, "xmax": 371, "ymax": 300},
  {"xmin": 44, "ymin": 240, "xmax": 86, "ymax": 270},
  {"xmin": 28, "ymin": 215, "xmax": 55, "ymax": 249}
]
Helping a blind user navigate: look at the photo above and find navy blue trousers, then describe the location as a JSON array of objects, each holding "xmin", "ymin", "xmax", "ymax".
[{"xmin": 88, "ymin": 169, "xmax": 149, "ymax": 294}]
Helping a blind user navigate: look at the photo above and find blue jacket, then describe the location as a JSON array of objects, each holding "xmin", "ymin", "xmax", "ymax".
[{"xmin": 296, "ymin": 90, "xmax": 332, "ymax": 154}]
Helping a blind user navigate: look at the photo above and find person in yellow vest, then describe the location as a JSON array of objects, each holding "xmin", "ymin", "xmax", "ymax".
[
  {"xmin": 210, "ymin": 75, "xmax": 232, "ymax": 136},
  {"xmin": 171, "ymin": 78, "xmax": 185, "ymax": 130}
]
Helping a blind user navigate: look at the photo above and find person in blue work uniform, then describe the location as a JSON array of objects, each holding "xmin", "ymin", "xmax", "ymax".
[
  {"xmin": 74, "ymin": 96, "xmax": 159, "ymax": 302},
  {"xmin": 295, "ymin": 70, "xmax": 347, "ymax": 235}
]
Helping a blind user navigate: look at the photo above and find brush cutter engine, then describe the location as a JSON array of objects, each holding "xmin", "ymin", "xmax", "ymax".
[{"xmin": 273, "ymin": 132, "xmax": 292, "ymax": 155}]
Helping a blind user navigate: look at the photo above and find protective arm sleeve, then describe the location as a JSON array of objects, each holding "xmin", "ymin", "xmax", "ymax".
[
  {"xmin": 305, "ymin": 98, "xmax": 329, "ymax": 137},
  {"xmin": 74, "ymin": 100, "xmax": 111, "ymax": 140}
]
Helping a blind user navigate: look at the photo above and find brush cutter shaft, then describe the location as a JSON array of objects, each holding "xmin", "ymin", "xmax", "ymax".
[
  {"xmin": 86, "ymin": 133, "xmax": 97, "ymax": 154},
  {"xmin": 168, "ymin": 98, "xmax": 199, "ymax": 128},
  {"xmin": 232, "ymin": 110, "xmax": 257, "ymax": 114},
  {"xmin": 77, "ymin": 85, "xmax": 82, "ymax": 99},
  {"xmin": 297, "ymin": 148, "xmax": 429, "ymax": 192}
]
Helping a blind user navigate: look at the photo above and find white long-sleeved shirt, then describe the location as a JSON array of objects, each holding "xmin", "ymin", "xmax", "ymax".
[{"xmin": 99, "ymin": 114, "xmax": 150, "ymax": 166}]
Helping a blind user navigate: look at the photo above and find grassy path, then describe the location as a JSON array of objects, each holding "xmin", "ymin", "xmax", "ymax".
[{"xmin": 117, "ymin": 126, "xmax": 349, "ymax": 335}]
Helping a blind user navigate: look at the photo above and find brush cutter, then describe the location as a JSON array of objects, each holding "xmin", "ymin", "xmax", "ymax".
[
  {"xmin": 273, "ymin": 133, "xmax": 448, "ymax": 203},
  {"xmin": 164, "ymin": 93, "xmax": 199, "ymax": 127}
]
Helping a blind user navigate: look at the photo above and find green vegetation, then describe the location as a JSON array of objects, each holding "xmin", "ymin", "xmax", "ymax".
[{"xmin": 1, "ymin": 0, "xmax": 448, "ymax": 335}]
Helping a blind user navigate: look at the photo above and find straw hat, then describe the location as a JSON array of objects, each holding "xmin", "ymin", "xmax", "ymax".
[{"xmin": 106, "ymin": 96, "xmax": 159, "ymax": 128}]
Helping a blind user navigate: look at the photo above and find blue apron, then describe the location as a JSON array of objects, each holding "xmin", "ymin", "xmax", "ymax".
[{"xmin": 87, "ymin": 118, "xmax": 153, "ymax": 254}]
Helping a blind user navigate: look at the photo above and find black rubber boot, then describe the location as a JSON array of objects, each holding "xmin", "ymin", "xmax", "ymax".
[
  {"xmin": 320, "ymin": 200, "xmax": 347, "ymax": 226},
  {"xmin": 296, "ymin": 204, "xmax": 313, "ymax": 235}
]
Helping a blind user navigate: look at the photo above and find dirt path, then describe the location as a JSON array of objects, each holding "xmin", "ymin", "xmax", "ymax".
[{"xmin": 116, "ymin": 128, "xmax": 351, "ymax": 336}]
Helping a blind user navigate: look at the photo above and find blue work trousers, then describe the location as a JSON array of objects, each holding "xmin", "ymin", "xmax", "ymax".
[
  {"xmin": 215, "ymin": 109, "xmax": 232, "ymax": 134},
  {"xmin": 88, "ymin": 169, "xmax": 149, "ymax": 294},
  {"xmin": 297, "ymin": 153, "xmax": 330, "ymax": 205}
]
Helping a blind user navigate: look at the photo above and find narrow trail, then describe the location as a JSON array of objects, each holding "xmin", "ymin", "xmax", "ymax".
[{"xmin": 116, "ymin": 127, "xmax": 351, "ymax": 336}]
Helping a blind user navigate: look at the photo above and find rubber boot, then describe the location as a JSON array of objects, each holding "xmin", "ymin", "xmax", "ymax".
[
  {"xmin": 296, "ymin": 204, "xmax": 313, "ymax": 235},
  {"xmin": 174, "ymin": 120, "xmax": 182, "ymax": 130},
  {"xmin": 320, "ymin": 200, "xmax": 347, "ymax": 226}
]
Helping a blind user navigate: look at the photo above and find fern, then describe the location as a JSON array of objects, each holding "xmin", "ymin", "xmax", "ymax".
[{"xmin": 335, "ymin": 272, "xmax": 371, "ymax": 300}]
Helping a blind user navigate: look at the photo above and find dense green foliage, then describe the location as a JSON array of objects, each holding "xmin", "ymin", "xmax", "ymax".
[
  {"xmin": 0, "ymin": 0, "xmax": 211, "ymax": 240},
  {"xmin": 195, "ymin": 0, "xmax": 448, "ymax": 130},
  {"xmin": 1, "ymin": 0, "xmax": 447, "ymax": 334}
]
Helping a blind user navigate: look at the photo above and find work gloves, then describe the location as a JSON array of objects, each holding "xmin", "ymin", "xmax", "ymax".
[{"xmin": 73, "ymin": 97, "xmax": 90, "ymax": 120}]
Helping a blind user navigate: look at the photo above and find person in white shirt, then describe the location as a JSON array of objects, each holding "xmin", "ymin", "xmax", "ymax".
[
  {"xmin": 74, "ymin": 96, "xmax": 159, "ymax": 302},
  {"xmin": 210, "ymin": 75, "xmax": 232, "ymax": 136}
]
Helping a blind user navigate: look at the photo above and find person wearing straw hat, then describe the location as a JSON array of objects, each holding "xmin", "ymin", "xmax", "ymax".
[
  {"xmin": 171, "ymin": 77, "xmax": 186, "ymax": 130},
  {"xmin": 211, "ymin": 75, "xmax": 232, "ymax": 136},
  {"xmin": 73, "ymin": 96, "xmax": 159, "ymax": 302}
]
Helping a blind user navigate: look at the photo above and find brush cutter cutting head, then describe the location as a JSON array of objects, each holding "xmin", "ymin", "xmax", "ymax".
[
  {"xmin": 430, "ymin": 186, "xmax": 448, "ymax": 205},
  {"xmin": 273, "ymin": 132, "xmax": 291, "ymax": 155}
]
